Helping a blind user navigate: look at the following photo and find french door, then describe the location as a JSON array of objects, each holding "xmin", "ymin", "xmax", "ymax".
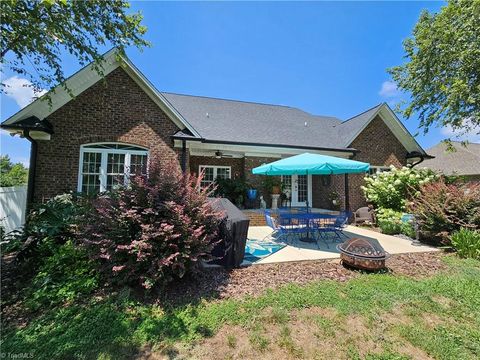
[{"xmin": 281, "ymin": 174, "xmax": 312, "ymax": 207}]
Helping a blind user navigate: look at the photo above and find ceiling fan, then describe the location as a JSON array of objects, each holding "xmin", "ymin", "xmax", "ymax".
[{"xmin": 215, "ymin": 150, "xmax": 233, "ymax": 158}]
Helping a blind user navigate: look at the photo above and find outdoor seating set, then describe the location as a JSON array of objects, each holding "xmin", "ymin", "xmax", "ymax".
[{"xmin": 264, "ymin": 207, "xmax": 351, "ymax": 248}]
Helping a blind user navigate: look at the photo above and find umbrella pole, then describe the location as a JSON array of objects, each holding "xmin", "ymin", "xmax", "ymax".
[
  {"xmin": 306, "ymin": 170, "xmax": 309, "ymax": 213},
  {"xmin": 344, "ymin": 173, "xmax": 350, "ymax": 212}
]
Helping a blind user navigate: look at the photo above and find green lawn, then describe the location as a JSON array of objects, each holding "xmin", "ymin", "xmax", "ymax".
[{"xmin": 2, "ymin": 255, "xmax": 480, "ymax": 359}]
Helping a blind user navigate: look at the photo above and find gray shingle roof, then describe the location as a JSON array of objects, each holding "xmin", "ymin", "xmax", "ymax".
[
  {"xmin": 163, "ymin": 92, "xmax": 380, "ymax": 151},
  {"xmin": 421, "ymin": 142, "xmax": 480, "ymax": 175}
]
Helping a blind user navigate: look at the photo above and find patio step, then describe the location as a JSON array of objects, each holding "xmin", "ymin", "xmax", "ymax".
[{"xmin": 243, "ymin": 210, "xmax": 266, "ymax": 226}]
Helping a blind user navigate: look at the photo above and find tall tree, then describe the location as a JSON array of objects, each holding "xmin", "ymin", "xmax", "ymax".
[
  {"xmin": 0, "ymin": 155, "xmax": 28, "ymax": 186},
  {"xmin": 389, "ymin": 0, "xmax": 480, "ymax": 138},
  {"xmin": 1, "ymin": 0, "xmax": 149, "ymax": 97}
]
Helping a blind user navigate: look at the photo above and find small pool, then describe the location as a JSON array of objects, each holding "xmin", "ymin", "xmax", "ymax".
[{"xmin": 243, "ymin": 240, "xmax": 286, "ymax": 264}]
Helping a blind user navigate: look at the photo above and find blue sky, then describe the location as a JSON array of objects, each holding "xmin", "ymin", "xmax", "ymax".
[{"xmin": 3, "ymin": 0, "xmax": 475, "ymax": 166}]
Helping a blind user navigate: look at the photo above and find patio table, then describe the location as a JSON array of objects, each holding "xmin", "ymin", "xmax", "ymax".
[{"xmin": 277, "ymin": 212, "xmax": 336, "ymax": 243}]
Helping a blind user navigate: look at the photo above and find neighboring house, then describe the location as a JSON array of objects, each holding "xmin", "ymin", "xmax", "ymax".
[
  {"xmin": 1, "ymin": 49, "xmax": 431, "ymax": 212},
  {"xmin": 422, "ymin": 141, "xmax": 480, "ymax": 182}
]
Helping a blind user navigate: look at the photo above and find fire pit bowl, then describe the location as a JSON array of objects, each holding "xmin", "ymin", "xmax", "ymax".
[{"xmin": 336, "ymin": 237, "xmax": 390, "ymax": 271}]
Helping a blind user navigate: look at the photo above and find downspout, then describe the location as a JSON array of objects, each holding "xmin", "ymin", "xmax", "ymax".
[
  {"xmin": 181, "ymin": 139, "xmax": 187, "ymax": 173},
  {"xmin": 24, "ymin": 130, "xmax": 37, "ymax": 208},
  {"xmin": 407, "ymin": 151, "xmax": 433, "ymax": 168},
  {"xmin": 409, "ymin": 154, "xmax": 426, "ymax": 168}
]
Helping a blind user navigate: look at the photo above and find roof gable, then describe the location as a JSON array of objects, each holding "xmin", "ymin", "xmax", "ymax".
[
  {"xmin": 335, "ymin": 103, "xmax": 426, "ymax": 155},
  {"xmin": 1, "ymin": 49, "xmax": 200, "ymax": 137},
  {"xmin": 2, "ymin": 50, "xmax": 426, "ymax": 156}
]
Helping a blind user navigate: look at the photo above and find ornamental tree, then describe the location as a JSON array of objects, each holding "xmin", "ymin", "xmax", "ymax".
[{"xmin": 80, "ymin": 158, "xmax": 224, "ymax": 290}]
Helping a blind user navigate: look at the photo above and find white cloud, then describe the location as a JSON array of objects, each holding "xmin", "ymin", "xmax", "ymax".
[
  {"xmin": 2, "ymin": 76, "xmax": 46, "ymax": 108},
  {"xmin": 379, "ymin": 80, "xmax": 400, "ymax": 98},
  {"xmin": 441, "ymin": 118, "xmax": 480, "ymax": 143}
]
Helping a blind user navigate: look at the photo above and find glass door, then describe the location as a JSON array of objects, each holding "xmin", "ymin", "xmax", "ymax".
[{"xmin": 282, "ymin": 175, "xmax": 311, "ymax": 207}]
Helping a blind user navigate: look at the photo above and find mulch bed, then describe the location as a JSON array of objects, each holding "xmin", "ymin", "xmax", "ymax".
[
  {"xmin": 1, "ymin": 251, "xmax": 448, "ymax": 317},
  {"xmin": 161, "ymin": 251, "xmax": 447, "ymax": 303}
]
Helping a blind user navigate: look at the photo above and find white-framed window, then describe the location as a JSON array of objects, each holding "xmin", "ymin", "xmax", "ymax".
[
  {"xmin": 368, "ymin": 166, "xmax": 392, "ymax": 176},
  {"xmin": 199, "ymin": 165, "xmax": 231, "ymax": 188},
  {"xmin": 78, "ymin": 143, "xmax": 148, "ymax": 194}
]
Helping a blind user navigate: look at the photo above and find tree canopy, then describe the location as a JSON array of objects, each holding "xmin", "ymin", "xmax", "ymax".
[
  {"xmin": 1, "ymin": 0, "xmax": 149, "ymax": 97},
  {"xmin": 0, "ymin": 155, "xmax": 28, "ymax": 187},
  {"xmin": 389, "ymin": 0, "xmax": 480, "ymax": 138}
]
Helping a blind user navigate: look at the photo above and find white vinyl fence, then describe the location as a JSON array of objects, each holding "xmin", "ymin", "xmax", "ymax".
[{"xmin": 0, "ymin": 186, "xmax": 27, "ymax": 234}]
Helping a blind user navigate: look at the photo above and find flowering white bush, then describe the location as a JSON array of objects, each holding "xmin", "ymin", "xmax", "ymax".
[
  {"xmin": 376, "ymin": 208, "xmax": 414, "ymax": 237},
  {"xmin": 361, "ymin": 165, "xmax": 438, "ymax": 211}
]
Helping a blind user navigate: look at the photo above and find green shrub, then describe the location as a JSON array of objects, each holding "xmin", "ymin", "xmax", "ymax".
[
  {"xmin": 376, "ymin": 208, "xmax": 415, "ymax": 237},
  {"xmin": 25, "ymin": 240, "xmax": 98, "ymax": 310},
  {"xmin": 80, "ymin": 158, "xmax": 223, "ymax": 290},
  {"xmin": 215, "ymin": 177, "xmax": 249, "ymax": 207},
  {"xmin": 17, "ymin": 193, "xmax": 89, "ymax": 260},
  {"xmin": 450, "ymin": 228, "xmax": 480, "ymax": 260},
  {"xmin": 0, "ymin": 230, "xmax": 22, "ymax": 253},
  {"xmin": 362, "ymin": 166, "xmax": 437, "ymax": 211},
  {"xmin": 408, "ymin": 181, "xmax": 480, "ymax": 244},
  {"xmin": 25, "ymin": 193, "xmax": 86, "ymax": 240},
  {"xmin": 400, "ymin": 222, "xmax": 416, "ymax": 238},
  {"xmin": 376, "ymin": 208, "xmax": 403, "ymax": 235}
]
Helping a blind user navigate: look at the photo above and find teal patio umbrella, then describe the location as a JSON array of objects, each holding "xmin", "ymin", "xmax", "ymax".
[
  {"xmin": 252, "ymin": 153, "xmax": 370, "ymax": 176},
  {"xmin": 252, "ymin": 153, "xmax": 370, "ymax": 210}
]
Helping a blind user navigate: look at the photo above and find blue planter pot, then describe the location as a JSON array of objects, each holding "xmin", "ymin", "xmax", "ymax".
[{"xmin": 247, "ymin": 189, "xmax": 258, "ymax": 200}]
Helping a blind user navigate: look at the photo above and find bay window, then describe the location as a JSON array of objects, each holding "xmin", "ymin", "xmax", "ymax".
[{"xmin": 78, "ymin": 143, "xmax": 148, "ymax": 194}]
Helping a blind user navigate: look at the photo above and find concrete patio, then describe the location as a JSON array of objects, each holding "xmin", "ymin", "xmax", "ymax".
[{"xmin": 247, "ymin": 225, "xmax": 438, "ymax": 264}]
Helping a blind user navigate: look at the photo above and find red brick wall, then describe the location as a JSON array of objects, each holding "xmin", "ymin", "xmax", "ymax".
[
  {"xmin": 351, "ymin": 115, "xmax": 407, "ymax": 166},
  {"xmin": 312, "ymin": 116, "xmax": 409, "ymax": 212},
  {"xmin": 312, "ymin": 175, "xmax": 345, "ymax": 209},
  {"xmin": 33, "ymin": 67, "xmax": 182, "ymax": 201},
  {"xmin": 244, "ymin": 156, "xmax": 280, "ymax": 207},
  {"xmin": 346, "ymin": 115, "xmax": 408, "ymax": 211}
]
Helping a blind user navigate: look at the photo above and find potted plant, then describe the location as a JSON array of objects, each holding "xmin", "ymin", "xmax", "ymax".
[
  {"xmin": 247, "ymin": 187, "xmax": 257, "ymax": 200},
  {"xmin": 262, "ymin": 177, "xmax": 282, "ymax": 195},
  {"xmin": 215, "ymin": 178, "xmax": 249, "ymax": 208}
]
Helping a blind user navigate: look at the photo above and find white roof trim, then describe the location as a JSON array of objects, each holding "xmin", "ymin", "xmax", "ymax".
[
  {"xmin": 174, "ymin": 139, "xmax": 355, "ymax": 159},
  {"xmin": 2, "ymin": 49, "xmax": 201, "ymax": 138},
  {"xmin": 344, "ymin": 103, "xmax": 426, "ymax": 155}
]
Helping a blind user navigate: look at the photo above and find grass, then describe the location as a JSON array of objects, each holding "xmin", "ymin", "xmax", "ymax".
[{"xmin": 2, "ymin": 256, "xmax": 480, "ymax": 359}]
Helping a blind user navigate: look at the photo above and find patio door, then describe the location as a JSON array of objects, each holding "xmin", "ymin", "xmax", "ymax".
[{"xmin": 282, "ymin": 174, "xmax": 312, "ymax": 207}]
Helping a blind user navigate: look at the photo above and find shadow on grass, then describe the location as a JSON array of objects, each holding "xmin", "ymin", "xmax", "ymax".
[
  {"xmin": 1, "ymin": 267, "xmax": 233, "ymax": 360},
  {"xmin": 4, "ymin": 256, "xmax": 479, "ymax": 360},
  {"xmin": 1, "ymin": 297, "xmax": 210, "ymax": 359}
]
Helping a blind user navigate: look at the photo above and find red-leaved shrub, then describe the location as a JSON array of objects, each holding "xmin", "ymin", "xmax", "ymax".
[
  {"xmin": 408, "ymin": 180, "xmax": 480, "ymax": 244},
  {"xmin": 81, "ymin": 158, "xmax": 224, "ymax": 289}
]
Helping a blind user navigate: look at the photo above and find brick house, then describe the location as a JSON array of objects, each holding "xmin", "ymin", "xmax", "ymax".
[{"xmin": 1, "ymin": 49, "xmax": 431, "ymax": 211}]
